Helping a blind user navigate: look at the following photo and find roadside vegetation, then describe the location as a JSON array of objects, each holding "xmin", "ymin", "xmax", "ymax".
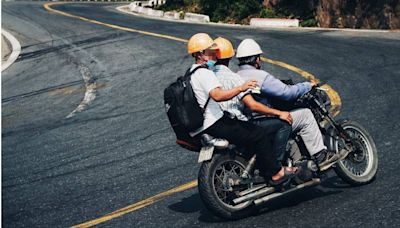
[
  {"xmin": 156, "ymin": 0, "xmax": 317, "ymax": 26},
  {"xmin": 157, "ymin": 0, "xmax": 399, "ymax": 29}
]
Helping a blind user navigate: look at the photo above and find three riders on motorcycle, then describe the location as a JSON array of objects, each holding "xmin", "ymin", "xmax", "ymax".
[{"xmin": 187, "ymin": 33, "xmax": 343, "ymax": 185}]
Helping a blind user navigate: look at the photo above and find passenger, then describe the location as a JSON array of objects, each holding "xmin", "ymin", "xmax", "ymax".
[
  {"xmin": 188, "ymin": 33, "xmax": 298, "ymax": 184},
  {"xmin": 212, "ymin": 37, "xmax": 293, "ymax": 168},
  {"xmin": 235, "ymin": 38, "xmax": 341, "ymax": 171}
]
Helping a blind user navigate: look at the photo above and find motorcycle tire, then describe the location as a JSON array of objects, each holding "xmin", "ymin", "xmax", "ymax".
[
  {"xmin": 198, "ymin": 151, "xmax": 255, "ymax": 220},
  {"xmin": 331, "ymin": 119, "xmax": 378, "ymax": 186}
]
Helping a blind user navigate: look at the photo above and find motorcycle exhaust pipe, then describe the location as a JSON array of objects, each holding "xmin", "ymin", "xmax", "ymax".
[
  {"xmin": 254, "ymin": 178, "xmax": 321, "ymax": 206},
  {"xmin": 238, "ymin": 184, "xmax": 266, "ymax": 197},
  {"xmin": 233, "ymin": 186, "xmax": 276, "ymax": 205}
]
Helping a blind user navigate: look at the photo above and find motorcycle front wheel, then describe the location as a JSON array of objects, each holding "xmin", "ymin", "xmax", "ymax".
[
  {"xmin": 331, "ymin": 120, "xmax": 378, "ymax": 186},
  {"xmin": 198, "ymin": 151, "xmax": 255, "ymax": 220}
]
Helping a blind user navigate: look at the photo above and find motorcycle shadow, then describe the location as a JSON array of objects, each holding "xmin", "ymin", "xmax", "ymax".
[
  {"xmin": 168, "ymin": 175, "xmax": 348, "ymax": 223},
  {"xmin": 319, "ymin": 175, "xmax": 359, "ymax": 189},
  {"xmin": 168, "ymin": 194, "xmax": 225, "ymax": 223},
  {"xmin": 256, "ymin": 182, "xmax": 342, "ymax": 217}
]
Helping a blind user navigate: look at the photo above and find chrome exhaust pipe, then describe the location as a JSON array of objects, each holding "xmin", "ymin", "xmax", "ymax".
[
  {"xmin": 238, "ymin": 184, "xmax": 266, "ymax": 197},
  {"xmin": 254, "ymin": 178, "xmax": 321, "ymax": 206},
  {"xmin": 233, "ymin": 186, "xmax": 276, "ymax": 205}
]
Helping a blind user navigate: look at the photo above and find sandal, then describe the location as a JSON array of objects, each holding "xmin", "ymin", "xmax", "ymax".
[{"xmin": 269, "ymin": 166, "xmax": 300, "ymax": 186}]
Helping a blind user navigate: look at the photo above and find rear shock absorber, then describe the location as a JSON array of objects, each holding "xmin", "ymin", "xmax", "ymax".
[{"xmin": 241, "ymin": 154, "xmax": 257, "ymax": 179}]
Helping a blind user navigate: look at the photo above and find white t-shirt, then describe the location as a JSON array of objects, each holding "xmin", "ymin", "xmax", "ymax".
[{"xmin": 189, "ymin": 64, "xmax": 224, "ymax": 136}]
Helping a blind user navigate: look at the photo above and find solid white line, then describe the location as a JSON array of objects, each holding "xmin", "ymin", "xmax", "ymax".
[{"xmin": 2, "ymin": 29, "xmax": 21, "ymax": 72}]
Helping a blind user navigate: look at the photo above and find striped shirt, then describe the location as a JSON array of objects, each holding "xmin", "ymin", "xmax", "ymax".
[{"xmin": 213, "ymin": 65, "xmax": 249, "ymax": 121}]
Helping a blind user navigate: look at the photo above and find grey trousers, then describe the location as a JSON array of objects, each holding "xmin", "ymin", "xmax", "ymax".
[{"xmin": 290, "ymin": 108, "xmax": 326, "ymax": 156}]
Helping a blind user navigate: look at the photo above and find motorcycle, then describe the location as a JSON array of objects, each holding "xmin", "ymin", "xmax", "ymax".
[{"xmin": 195, "ymin": 84, "xmax": 378, "ymax": 220}]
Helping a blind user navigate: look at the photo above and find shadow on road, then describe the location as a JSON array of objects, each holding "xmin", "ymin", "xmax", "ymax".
[
  {"xmin": 168, "ymin": 194, "xmax": 225, "ymax": 223},
  {"xmin": 168, "ymin": 176, "xmax": 346, "ymax": 223},
  {"xmin": 256, "ymin": 184, "xmax": 342, "ymax": 216},
  {"xmin": 319, "ymin": 175, "xmax": 359, "ymax": 189}
]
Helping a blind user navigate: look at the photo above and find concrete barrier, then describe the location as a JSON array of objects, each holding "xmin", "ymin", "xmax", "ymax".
[
  {"xmin": 130, "ymin": 1, "xmax": 166, "ymax": 8},
  {"xmin": 184, "ymin": 12, "xmax": 210, "ymax": 23},
  {"xmin": 164, "ymin": 11, "xmax": 180, "ymax": 20},
  {"xmin": 129, "ymin": 3, "xmax": 139, "ymax": 12},
  {"xmin": 147, "ymin": 9, "xmax": 164, "ymax": 17},
  {"xmin": 250, "ymin": 18, "xmax": 299, "ymax": 27},
  {"xmin": 138, "ymin": 7, "xmax": 150, "ymax": 15}
]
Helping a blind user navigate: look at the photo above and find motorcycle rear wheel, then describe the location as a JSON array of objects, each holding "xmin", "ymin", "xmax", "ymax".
[
  {"xmin": 332, "ymin": 120, "xmax": 378, "ymax": 186},
  {"xmin": 198, "ymin": 151, "xmax": 255, "ymax": 220}
]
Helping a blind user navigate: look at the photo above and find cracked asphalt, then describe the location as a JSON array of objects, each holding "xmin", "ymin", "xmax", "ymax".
[{"xmin": 2, "ymin": 2, "xmax": 400, "ymax": 227}]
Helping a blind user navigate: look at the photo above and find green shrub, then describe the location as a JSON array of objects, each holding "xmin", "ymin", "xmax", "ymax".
[
  {"xmin": 156, "ymin": 0, "xmax": 196, "ymax": 11},
  {"xmin": 200, "ymin": 0, "xmax": 263, "ymax": 23},
  {"xmin": 300, "ymin": 18, "xmax": 318, "ymax": 27},
  {"xmin": 260, "ymin": 8, "xmax": 280, "ymax": 18}
]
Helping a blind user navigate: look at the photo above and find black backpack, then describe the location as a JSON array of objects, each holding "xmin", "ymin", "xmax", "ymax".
[{"xmin": 164, "ymin": 66, "xmax": 210, "ymax": 152}]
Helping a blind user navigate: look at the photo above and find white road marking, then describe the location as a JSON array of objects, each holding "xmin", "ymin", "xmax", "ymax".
[{"xmin": 2, "ymin": 29, "xmax": 21, "ymax": 71}]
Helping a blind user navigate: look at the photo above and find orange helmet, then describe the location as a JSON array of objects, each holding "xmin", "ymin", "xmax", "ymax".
[
  {"xmin": 214, "ymin": 37, "xmax": 235, "ymax": 59},
  {"xmin": 187, "ymin": 33, "xmax": 217, "ymax": 54}
]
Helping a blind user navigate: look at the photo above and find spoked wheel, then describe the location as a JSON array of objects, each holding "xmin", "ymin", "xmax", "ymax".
[
  {"xmin": 332, "ymin": 120, "xmax": 378, "ymax": 186},
  {"xmin": 198, "ymin": 152, "xmax": 254, "ymax": 220}
]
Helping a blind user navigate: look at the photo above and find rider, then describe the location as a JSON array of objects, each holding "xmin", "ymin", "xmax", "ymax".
[
  {"xmin": 212, "ymin": 37, "xmax": 293, "ymax": 168},
  {"xmin": 187, "ymin": 33, "xmax": 298, "ymax": 184},
  {"xmin": 235, "ymin": 38, "xmax": 342, "ymax": 171}
]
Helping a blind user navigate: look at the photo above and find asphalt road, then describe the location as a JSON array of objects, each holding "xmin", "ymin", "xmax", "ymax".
[{"xmin": 2, "ymin": 2, "xmax": 400, "ymax": 227}]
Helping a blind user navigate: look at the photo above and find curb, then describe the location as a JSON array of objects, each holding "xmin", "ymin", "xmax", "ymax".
[
  {"xmin": 2, "ymin": 29, "xmax": 21, "ymax": 72},
  {"xmin": 116, "ymin": 6, "xmax": 247, "ymax": 28},
  {"xmin": 117, "ymin": 5, "xmax": 399, "ymax": 33},
  {"xmin": 250, "ymin": 18, "xmax": 299, "ymax": 27}
]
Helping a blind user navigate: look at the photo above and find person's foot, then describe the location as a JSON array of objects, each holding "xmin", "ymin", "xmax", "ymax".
[
  {"xmin": 200, "ymin": 134, "xmax": 229, "ymax": 149},
  {"xmin": 209, "ymin": 138, "xmax": 229, "ymax": 148},
  {"xmin": 313, "ymin": 149, "xmax": 346, "ymax": 171},
  {"xmin": 269, "ymin": 167, "xmax": 299, "ymax": 186}
]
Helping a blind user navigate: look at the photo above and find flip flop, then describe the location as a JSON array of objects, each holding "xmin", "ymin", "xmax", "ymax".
[{"xmin": 269, "ymin": 167, "xmax": 300, "ymax": 186}]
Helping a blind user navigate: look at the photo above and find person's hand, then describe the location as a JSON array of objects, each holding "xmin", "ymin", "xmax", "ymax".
[
  {"xmin": 278, "ymin": 111, "xmax": 293, "ymax": 125},
  {"xmin": 240, "ymin": 80, "xmax": 258, "ymax": 92},
  {"xmin": 310, "ymin": 79, "xmax": 319, "ymax": 87}
]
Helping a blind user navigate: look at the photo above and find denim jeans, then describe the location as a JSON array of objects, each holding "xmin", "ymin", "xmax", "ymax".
[{"xmin": 252, "ymin": 117, "xmax": 292, "ymax": 164}]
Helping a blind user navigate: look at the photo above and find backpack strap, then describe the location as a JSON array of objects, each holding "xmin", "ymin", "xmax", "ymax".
[
  {"xmin": 186, "ymin": 65, "xmax": 210, "ymax": 113},
  {"xmin": 203, "ymin": 97, "xmax": 211, "ymax": 113},
  {"xmin": 185, "ymin": 65, "xmax": 207, "ymax": 76}
]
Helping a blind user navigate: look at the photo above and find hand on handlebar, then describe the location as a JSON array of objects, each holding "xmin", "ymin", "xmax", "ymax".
[
  {"xmin": 310, "ymin": 79, "xmax": 319, "ymax": 87},
  {"xmin": 310, "ymin": 79, "xmax": 326, "ymax": 88}
]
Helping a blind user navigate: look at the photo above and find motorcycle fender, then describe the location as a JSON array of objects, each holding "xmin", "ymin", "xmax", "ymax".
[{"xmin": 198, "ymin": 146, "xmax": 214, "ymax": 163}]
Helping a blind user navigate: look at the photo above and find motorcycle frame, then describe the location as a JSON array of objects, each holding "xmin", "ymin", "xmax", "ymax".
[{"xmin": 238, "ymin": 87, "xmax": 356, "ymax": 177}]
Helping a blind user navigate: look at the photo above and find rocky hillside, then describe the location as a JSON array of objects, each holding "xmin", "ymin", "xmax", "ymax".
[
  {"xmin": 158, "ymin": 0, "xmax": 400, "ymax": 29},
  {"xmin": 264, "ymin": 0, "xmax": 400, "ymax": 29}
]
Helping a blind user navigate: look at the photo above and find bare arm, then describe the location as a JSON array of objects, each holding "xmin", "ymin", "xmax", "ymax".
[
  {"xmin": 242, "ymin": 95, "xmax": 293, "ymax": 124},
  {"xmin": 209, "ymin": 80, "xmax": 257, "ymax": 102}
]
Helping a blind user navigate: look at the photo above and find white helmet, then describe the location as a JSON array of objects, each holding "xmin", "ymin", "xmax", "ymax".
[{"xmin": 236, "ymin": 39, "xmax": 263, "ymax": 58}]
